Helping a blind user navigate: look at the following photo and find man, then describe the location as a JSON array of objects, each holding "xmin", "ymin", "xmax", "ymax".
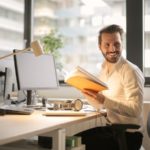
[{"xmin": 77, "ymin": 24, "xmax": 145, "ymax": 150}]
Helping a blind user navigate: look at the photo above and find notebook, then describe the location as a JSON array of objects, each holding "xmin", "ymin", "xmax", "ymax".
[{"xmin": 43, "ymin": 110, "xmax": 87, "ymax": 116}]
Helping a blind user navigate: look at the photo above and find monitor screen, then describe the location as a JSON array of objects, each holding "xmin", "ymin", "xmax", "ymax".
[
  {"xmin": 13, "ymin": 51, "xmax": 58, "ymax": 105},
  {"xmin": 0, "ymin": 55, "xmax": 17, "ymax": 101}
]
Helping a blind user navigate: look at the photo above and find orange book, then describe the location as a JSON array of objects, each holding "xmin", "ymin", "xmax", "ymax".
[{"xmin": 65, "ymin": 66, "xmax": 108, "ymax": 92}]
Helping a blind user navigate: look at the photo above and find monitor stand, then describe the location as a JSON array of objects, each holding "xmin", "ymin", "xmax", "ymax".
[
  {"xmin": 26, "ymin": 90, "xmax": 32, "ymax": 105},
  {"xmin": 26, "ymin": 90, "xmax": 41, "ymax": 107},
  {"xmin": 0, "ymin": 67, "xmax": 7, "ymax": 98},
  {"xmin": 25, "ymin": 90, "xmax": 45, "ymax": 110}
]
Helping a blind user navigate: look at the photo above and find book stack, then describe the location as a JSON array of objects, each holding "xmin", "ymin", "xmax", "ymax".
[{"xmin": 66, "ymin": 136, "xmax": 85, "ymax": 150}]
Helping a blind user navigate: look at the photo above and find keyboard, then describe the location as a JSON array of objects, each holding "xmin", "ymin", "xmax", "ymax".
[
  {"xmin": 0, "ymin": 106, "xmax": 34, "ymax": 115},
  {"xmin": 43, "ymin": 110, "xmax": 88, "ymax": 116}
]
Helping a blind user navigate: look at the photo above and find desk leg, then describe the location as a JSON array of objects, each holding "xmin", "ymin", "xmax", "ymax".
[{"xmin": 52, "ymin": 128, "xmax": 66, "ymax": 150}]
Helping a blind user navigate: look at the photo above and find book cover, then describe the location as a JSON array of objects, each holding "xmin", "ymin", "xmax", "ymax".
[{"xmin": 65, "ymin": 66, "xmax": 108, "ymax": 92}]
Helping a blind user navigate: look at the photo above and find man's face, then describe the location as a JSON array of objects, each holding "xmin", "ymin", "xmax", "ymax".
[{"xmin": 99, "ymin": 32, "xmax": 123, "ymax": 63}]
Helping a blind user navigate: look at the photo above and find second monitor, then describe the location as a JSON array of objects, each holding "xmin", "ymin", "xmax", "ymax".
[{"xmin": 13, "ymin": 51, "xmax": 58, "ymax": 105}]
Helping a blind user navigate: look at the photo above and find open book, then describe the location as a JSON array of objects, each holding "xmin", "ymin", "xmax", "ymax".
[{"xmin": 65, "ymin": 66, "xmax": 108, "ymax": 92}]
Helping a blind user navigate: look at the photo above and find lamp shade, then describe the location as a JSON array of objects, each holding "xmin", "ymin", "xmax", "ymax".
[
  {"xmin": 30, "ymin": 40, "xmax": 44, "ymax": 56},
  {"xmin": 0, "ymin": 40, "xmax": 44, "ymax": 60}
]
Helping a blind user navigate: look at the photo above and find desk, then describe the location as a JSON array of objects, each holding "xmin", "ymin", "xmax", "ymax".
[{"xmin": 0, "ymin": 110, "xmax": 104, "ymax": 150}]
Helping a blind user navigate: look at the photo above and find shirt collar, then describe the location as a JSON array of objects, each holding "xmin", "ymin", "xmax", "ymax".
[{"xmin": 101, "ymin": 56, "xmax": 126, "ymax": 74}]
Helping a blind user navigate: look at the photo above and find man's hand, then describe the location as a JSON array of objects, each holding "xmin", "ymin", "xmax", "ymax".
[{"xmin": 82, "ymin": 89, "xmax": 105, "ymax": 109}]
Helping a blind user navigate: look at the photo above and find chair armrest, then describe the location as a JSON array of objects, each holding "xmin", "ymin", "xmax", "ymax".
[
  {"xmin": 110, "ymin": 123, "xmax": 140, "ymax": 132},
  {"xmin": 147, "ymin": 112, "xmax": 150, "ymax": 137},
  {"xmin": 109, "ymin": 124, "xmax": 140, "ymax": 150}
]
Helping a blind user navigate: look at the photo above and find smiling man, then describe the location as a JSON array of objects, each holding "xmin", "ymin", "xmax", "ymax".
[{"xmin": 76, "ymin": 24, "xmax": 145, "ymax": 150}]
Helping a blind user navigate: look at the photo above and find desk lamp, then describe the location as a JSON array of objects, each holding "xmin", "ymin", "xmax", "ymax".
[
  {"xmin": 0, "ymin": 40, "xmax": 44, "ymax": 100},
  {"xmin": 0, "ymin": 40, "xmax": 44, "ymax": 60}
]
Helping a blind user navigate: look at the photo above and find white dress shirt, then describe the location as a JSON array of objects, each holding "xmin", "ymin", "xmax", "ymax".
[{"xmin": 99, "ymin": 56, "xmax": 145, "ymax": 132}]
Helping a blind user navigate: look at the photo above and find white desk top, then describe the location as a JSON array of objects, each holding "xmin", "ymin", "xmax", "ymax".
[{"xmin": 0, "ymin": 110, "xmax": 100, "ymax": 145}]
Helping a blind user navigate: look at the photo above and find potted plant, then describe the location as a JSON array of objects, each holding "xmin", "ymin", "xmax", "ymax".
[{"xmin": 41, "ymin": 30, "xmax": 64, "ymax": 65}]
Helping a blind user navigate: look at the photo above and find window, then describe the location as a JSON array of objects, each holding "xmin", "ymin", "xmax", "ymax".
[
  {"xmin": 33, "ymin": 0, "xmax": 126, "ymax": 80},
  {"xmin": 0, "ymin": 0, "xmax": 149, "ymax": 91},
  {"xmin": 0, "ymin": 0, "xmax": 24, "ymax": 99},
  {"xmin": 144, "ymin": 0, "xmax": 150, "ymax": 77},
  {"xmin": 0, "ymin": 0, "xmax": 24, "ymax": 51}
]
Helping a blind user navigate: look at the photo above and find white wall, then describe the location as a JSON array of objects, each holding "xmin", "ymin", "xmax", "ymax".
[
  {"xmin": 143, "ymin": 87, "xmax": 150, "ymax": 101},
  {"xmin": 143, "ymin": 101, "xmax": 150, "ymax": 150},
  {"xmin": 37, "ymin": 86, "xmax": 84, "ymax": 99},
  {"xmin": 37, "ymin": 86, "xmax": 150, "ymax": 101}
]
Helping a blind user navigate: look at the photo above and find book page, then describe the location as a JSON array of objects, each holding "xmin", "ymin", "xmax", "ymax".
[
  {"xmin": 65, "ymin": 66, "xmax": 108, "ymax": 92},
  {"xmin": 65, "ymin": 67, "xmax": 87, "ymax": 79},
  {"xmin": 76, "ymin": 66, "xmax": 107, "ymax": 87}
]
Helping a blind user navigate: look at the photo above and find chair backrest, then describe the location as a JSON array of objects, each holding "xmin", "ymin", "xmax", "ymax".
[{"xmin": 147, "ymin": 112, "xmax": 150, "ymax": 137}]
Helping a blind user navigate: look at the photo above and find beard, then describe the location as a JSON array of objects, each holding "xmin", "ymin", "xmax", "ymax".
[{"xmin": 102, "ymin": 51, "xmax": 121, "ymax": 63}]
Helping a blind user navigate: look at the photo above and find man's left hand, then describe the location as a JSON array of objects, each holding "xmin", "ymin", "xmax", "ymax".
[{"xmin": 82, "ymin": 89, "xmax": 105, "ymax": 104}]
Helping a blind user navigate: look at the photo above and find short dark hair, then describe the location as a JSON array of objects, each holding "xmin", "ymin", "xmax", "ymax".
[{"xmin": 98, "ymin": 24, "xmax": 124, "ymax": 45}]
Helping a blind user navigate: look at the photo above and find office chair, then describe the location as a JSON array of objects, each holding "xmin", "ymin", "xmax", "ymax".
[
  {"xmin": 147, "ymin": 111, "xmax": 150, "ymax": 138},
  {"xmin": 110, "ymin": 123, "xmax": 140, "ymax": 150},
  {"xmin": 100, "ymin": 110, "xmax": 140, "ymax": 150},
  {"xmin": 139, "ymin": 112, "xmax": 150, "ymax": 150},
  {"xmin": 111, "ymin": 111, "xmax": 150, "ymax": 150}
]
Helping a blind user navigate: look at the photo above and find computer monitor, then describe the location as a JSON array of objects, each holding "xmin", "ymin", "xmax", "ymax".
[
  {"xmin": 13, "ymin": 51, "xmax": 58, "ymax": 105},
  {"xmin": 0, "ymin": 54, "xmax": 17, "ymax": 102}
]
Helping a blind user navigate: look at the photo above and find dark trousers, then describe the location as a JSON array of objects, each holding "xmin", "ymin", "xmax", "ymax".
[{"xmin": 76, "ymin": 126, "xmax": 143, "ymax": 150}]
